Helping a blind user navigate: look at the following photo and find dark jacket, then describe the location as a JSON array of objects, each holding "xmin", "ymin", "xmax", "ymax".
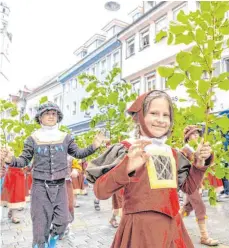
[{"xmin": 9, "ymin": 132, "xmax": 96, "ymax": 181}]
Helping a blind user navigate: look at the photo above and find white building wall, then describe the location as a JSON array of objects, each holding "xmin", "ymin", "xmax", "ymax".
[
  {"xmin": 120, "ymin": 1, "xmax": 229, "ymax": 112},
  {"xmin": 25, "ymin": 82, "xmax": 63, "ymax": 120},
  {"xmin": 62, "ymin": 47, "xmax": 121, "ymax": 127}
]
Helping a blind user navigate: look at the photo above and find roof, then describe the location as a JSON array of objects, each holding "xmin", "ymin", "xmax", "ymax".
[
  {"xmin": 102, "ymin": 19, "xmax": 129, "ymax": 32},
  {"xmin": 118, "ymin": 1, "xmax": 166, "ymax": 36}
]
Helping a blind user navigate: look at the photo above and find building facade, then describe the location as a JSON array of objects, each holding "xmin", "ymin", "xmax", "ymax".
[
  {"xmin": 0, "ymin": 2, "xmax": 12, "ymax": 85},
  {"xmin": 58, "ymin": 19, "xmax": 128, "ymax": 134},
  {"xmin": 118, "ymin": 1, "xmax": 229, "ymax": 112},
  {"xmin": 25, "ymin": 73, "xmax": 63, "ymax": 120}
]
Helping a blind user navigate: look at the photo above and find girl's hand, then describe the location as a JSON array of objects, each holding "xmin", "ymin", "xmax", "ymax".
[
  {"xmin": 126, "ymin": 140, "xmax": 152, "ymax": 174},
  {"xmin": 196, "ymin": 139, "xmax": 212, "ymax": 167}
]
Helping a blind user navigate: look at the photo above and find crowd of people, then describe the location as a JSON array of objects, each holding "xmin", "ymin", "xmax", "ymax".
[{"xmin": 0, "ymin": 90, "xmax": 228, "ymax": 248}]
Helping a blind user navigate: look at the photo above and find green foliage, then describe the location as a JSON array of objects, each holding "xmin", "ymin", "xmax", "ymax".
[
  {"xmin": 0, "ymin": 96, "xmax": 70, "ymax": 157},
  {"xmin": 78, "ymin": 67, "xmax": 137, "ymax": 145},
  {"xmin": 159, "ymin": 2, "xmax": 229, "ymax": 205},
  {"xmin": 39, "ymin": 96, "xmax": 48, "ymax": 105}
]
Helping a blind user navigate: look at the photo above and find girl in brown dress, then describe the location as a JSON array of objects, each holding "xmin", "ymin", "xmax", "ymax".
[{"xmin": 86, "ymin": 90, "xmax": 213, "ymax": 248}]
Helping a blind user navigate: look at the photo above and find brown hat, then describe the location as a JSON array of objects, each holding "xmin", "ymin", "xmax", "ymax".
[
  {"xmin": 184, "ymin": 125, "xmax": 202, "ymax": 143},
  {"xmin": 127, "ymin": 90, "xmax": 174, "ymax": 138}
]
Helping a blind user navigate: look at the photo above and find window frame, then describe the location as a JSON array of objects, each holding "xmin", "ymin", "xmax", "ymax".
[
  {"xmin": 139, "ymin": 26, "xmax": 150, "ymax": 51},
  {"xmin": 155, "ymin": 15, "xmax": 168, "ymax": 37},
  {"xmin": 172, "ymin": 2, "xmax": 188, "ymax": 20},
  {"xmin": 145, "ymin": 71, "xmax": 157, "ymax": 91},
  {"xmin": 126, "ymin": 36, "xmax": 135, "ymax": 58}
]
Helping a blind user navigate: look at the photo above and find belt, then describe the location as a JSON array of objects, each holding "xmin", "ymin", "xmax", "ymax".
[{"xmin": 34, "ymin": 178, "xmax": 65, "ymax": 185}]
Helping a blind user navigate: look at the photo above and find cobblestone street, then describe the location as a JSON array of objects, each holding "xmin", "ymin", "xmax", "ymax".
[{"xmin": 1, "ymin": 188, "xmax": 229, "ymax": 248}]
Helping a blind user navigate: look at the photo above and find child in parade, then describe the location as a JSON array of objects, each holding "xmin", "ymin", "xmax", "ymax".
[
  {"xmin": 86, "ymin": 90, "xmax": 213, "ymax": 248},
  {"xmin": 180, "ymin": 125, "xmax": 219, "ymax": 246},
  {"xmin": 0, "ymin": 101, "xmax": 106, "ymax": 248},
  {"xmin": 1, "ymin": 165, "xmax": 27, "ymax": 223}
]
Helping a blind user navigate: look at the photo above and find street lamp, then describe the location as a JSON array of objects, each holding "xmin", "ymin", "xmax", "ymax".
[{"xmin": 104, "ymin": 1, "xmax": 120, "ymax": 11}]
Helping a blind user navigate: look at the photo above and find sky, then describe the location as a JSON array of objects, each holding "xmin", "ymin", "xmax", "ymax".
[{"xmin": 1, "ymin": 0, "xmax": 142, "ymax": 98}]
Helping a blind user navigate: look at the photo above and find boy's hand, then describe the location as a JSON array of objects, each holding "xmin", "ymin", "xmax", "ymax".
[{"xmin": 92, "ymin": 131, "xmax": 110, "ymax": 149}]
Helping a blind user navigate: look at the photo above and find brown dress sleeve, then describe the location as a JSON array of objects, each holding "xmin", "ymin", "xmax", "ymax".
[
  {"xmin": 177, "ymin": 150, "xmax": 212, "ymax": 195},
  {"xmin": 94, "ymin": 156, "xmax": 138, "ymax": 200}
]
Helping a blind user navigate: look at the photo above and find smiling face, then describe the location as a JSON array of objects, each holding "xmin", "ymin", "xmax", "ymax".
[
  {"xmin": 188, "ymin": 130, "xmax": 200, "ymax": 142},
  {"xmin": 39, "ymin": 110, "xmax": 58, "ymax": 126},
  {"xmin": 141, "ymin": 97, "xmax": 171, "ymax": 138}
]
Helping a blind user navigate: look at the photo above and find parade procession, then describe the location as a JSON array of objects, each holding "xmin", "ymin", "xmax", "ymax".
[{"xmin": 0, "ymin": 1, "xmax": 229, "ymax": 248}]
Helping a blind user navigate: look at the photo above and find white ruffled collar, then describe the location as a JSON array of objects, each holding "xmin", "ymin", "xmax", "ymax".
[{"xmin": 34, "ymin": 124, "xmax": 63, "ymax": 142}]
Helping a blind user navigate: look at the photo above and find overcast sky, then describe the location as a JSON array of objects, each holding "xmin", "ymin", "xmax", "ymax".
[{"xmin": 1, "ymin": 0, "xmax": 142, "ymax": 98}]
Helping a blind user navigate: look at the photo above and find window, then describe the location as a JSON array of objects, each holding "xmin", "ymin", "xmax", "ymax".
[
  {"xmin": 72, "ymin": 78, "xmax": 77, "ymax": 90},
  {"xmin": 113, "ymin": 51, "xmax": 119, "ymax": 67},
  {"xmin": 226, "ymin": 11, "xmax": 229, "ymax": 19},
  {"xmin": 107, "ymin": 55, "xmax": 111, "ymax": 71},
  {"xmin": 126, "ymin": 36, "xmax": 135, "ymax": 58},
  {"xmin": 140, "ymin": 27, "xmax": 150, "ymax": 50},
  {"xmin": 173, "ymin": 3, "xmax": 188, "ymax": 20},
  {"xmin": 155, "ymin": 15, "xmax": 168, "ymax": 36},
  {"xmin": 66, "ymin": 104, "xmax": 70, "ymax": 112},
  {"xmin": 101, "ymin": 59, "xmax": 106, "ymax": 74},
  {"xmin": 213, "ymin": 61, "xmax": 221, "ymax": 77},
  {"xmin": 224, "ymin": 58, "xmax": 229, "ymax": 72},
  {"xmin": 65, "ymin": 82, "xmax": 70, "ymax": 93},
  {"xmin": 145, "ymin": 72, "xmax": 156, "ymax": 91},
  {"xmin": 72, "ymin": 101, "xmax": 77, "ymax": 115},
  {"xmin": 131, "ymin": 79, "xmax": 141, "ymax": 95},
  {"xmin": 54, "ymin": 97, "xmax": 58, "ymax": 104},
  {"xmin": 160, "ymin": 77, "xmax": 167, "ymax": 90},
  {"xmin": 91, "ymin": 67, "xmax": 96, "ymax": 75},
  {"xmin": 133, "ymin": 12, "xmax": 142, "ymax": 22}
]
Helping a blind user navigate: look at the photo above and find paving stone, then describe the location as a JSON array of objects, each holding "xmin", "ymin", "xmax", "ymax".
[{"xmin": 1, "ymin": 189, "xmax": 229, "ymax": 247}]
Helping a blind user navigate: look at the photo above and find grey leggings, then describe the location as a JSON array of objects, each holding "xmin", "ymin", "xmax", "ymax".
[{"xmin": 31, "ymin": 179, "xmax": 69, "ymax": 248}]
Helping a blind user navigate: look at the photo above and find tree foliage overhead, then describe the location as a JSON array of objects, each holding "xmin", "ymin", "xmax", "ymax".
[{"xmin": 156, "ymin": 1, "xmax": 229, "ymax": 205}]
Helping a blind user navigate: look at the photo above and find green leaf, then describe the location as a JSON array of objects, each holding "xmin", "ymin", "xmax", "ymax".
[
  {"xmin": 13, "ymin": 126, "xmax": 21, "ymax": 133},
  {"xmin": 202, "ymin": 13, "xmax": 212, "ymax": 25},
  {"xmin": 39, "ymin": 96, "xmax": 48, "ymax": 105},
  {"xmin": 108, "ymin": 108, "xmax": 116, "ymax": 118},
  {"xmin": 198, "ymin": 80, "xmax": 211, "ymax": 94},
  {"xmin": 188, "ymin": 65, "xmax": 202, "ymax": 81},
  {"xmin": 191, "ymin": 45, "xmax": 201, "ymax": 55},
  {"xmin": 207, "ymin": 27, "xmax": 214, "ymax": 36},
  {"xmin": 215, "ymin": 166, "xmax": 225, "ymax": 179},
  {"xmin": 207, "ymin": 40, "xmax": 215, "ymax": 54},
  {"xmin": 219, "ymin": 20, "xmax": 229, "ymax": 35},
  {"xmin": 108, "ymin": 92, "xmax": 118, "ymax": 104},
  {"xmin": 155, "ymin": 30, "xmax": 167, "ymax": 43},
  {"xmin": 175, "ymin": 33, "xmax": 193, "ymax": 45},
  {"xmin": 215, "ymin": 116, "xmax": 229, "ymax": 132},
  {"xmin": 196, "ymin": 28, "xmax": 206, "ymax": 43},
  {"xmin": 157, "ymin": 66, "xmax": 174, "ymax": 78},
  {"xmin": 10, "ymin": 109, "xmax": 19, "ymax": 117},
  {"xmin": 177, "ymin": 10, "xmax": 189, "ymax": 24},
  {"xmin": 7, "ymin": 124, "xmax": 14, "ymax": 132},
  {"xmin": 167, "ymin": 32, "xmax": 173, "ymax": 45},
  {"xmin": 200, "ymin": 1, "xmax": 211, "ymax": 12},
  {"xmin": 118, "ymin": 102, "xmax": 126, "ymax": 112},
  {"xmin": 227, "ymin": 39, "xmax": 229, "ymax": 48},
  {"xmin": 176, "ymin": 51, "xmax": 192, "ymax": 71},
  {"xmin": 97, "ymin": 96, "xmax": 106, "ymax": 106},
  {"xmin": 215, "ymin": 4, "xmax": 228, "ymax": 18},
  {"xmin": 217, "ymin": 72, "xmax": 229, "ymax": 82},
  {"xmin": 170, "ymin": 23, "xmax": 187, "ymax": 35},
  {"xmin": 218, "ymin": 79, "xmax": 229, "ymax": 90},
  {"xmin": 166, "ymin": 73, "xmax": 185, "ymax": 90}
]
